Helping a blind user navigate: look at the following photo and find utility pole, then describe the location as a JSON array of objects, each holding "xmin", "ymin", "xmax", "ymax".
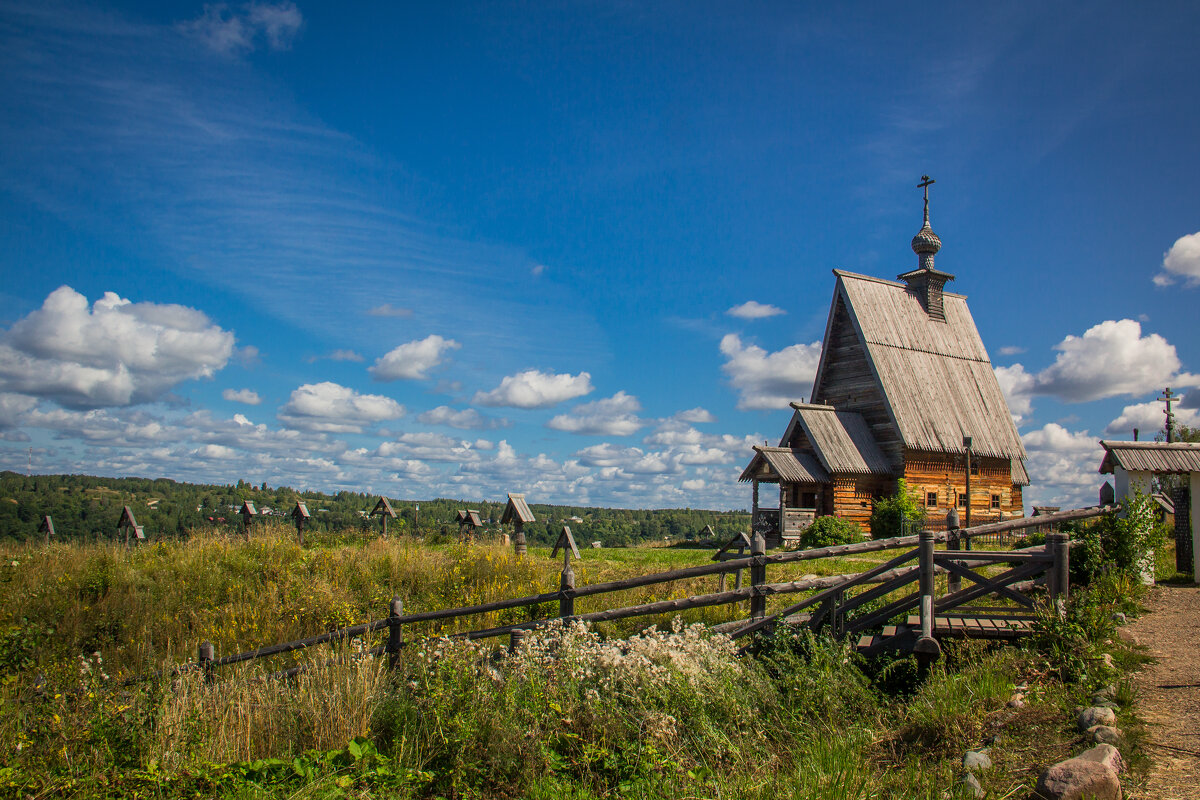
[
  {"xmin": 27, "ymin": 447, "xmax": 32, "ymax": 477},
  {"xmin": 963, "ymin": 436, "xmax": 973, "ymax": 529}
]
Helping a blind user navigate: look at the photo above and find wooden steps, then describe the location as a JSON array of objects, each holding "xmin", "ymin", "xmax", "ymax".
[{"xmin": 903, "ymin": 614, "xmax": 1033, "ymax": 639}]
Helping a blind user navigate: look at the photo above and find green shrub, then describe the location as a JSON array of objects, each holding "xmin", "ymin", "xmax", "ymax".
[
  {"xmin": 1070, "ymin": 489, "xmax": 1165, "ymax": 586},
  {"xmin": 868, "ymin": 480, "xmax": 925, "ymax": 539},
  {"xmin": 798, "ymin": 516, "xmax": 864, "ymax": 549}
]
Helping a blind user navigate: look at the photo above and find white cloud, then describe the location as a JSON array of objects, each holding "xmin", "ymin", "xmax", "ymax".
[
  {"xmin": 1154, "ymin": 231, "xmax": 1200, "ymax": 287},
  {"xmin": 1021, "ymin": 423, "xmax": 1106, "ymax": 508},
  {"xmin": 719, "ymin": 333, "xmax": 821, "ymax": 410},
  {"xmin": 573, "ymin": 443, "xmax": 677, "ymax": 475},
  {"xmin": 1105, "ymin": 396, "xmax": 1200, "ymax": 436},
  {"xmin": 223, "ymin": 388, "xmax": 262, "ymax": 405},
  {"xmin": 0, "ymin": 286, "xmax": 234, "ymax": 408},
  {"xmin": 681, "ymin": 479, "xmax": 706, "ymax": 491},
  {"xmin": 997, "ymin": 345, "xmax": 1026, "ymax": 356},
  {"xmin": 23, "ymin": 406, "xmax": 175, "ymax": 447},
  {"xmin": 307, "ymin": 349, "xmax": 364, "ymax": 364},
  {"xmin": 369, "ymin": 335, "xmax": 460, "ymax": 381},
  {"xmin": 0, "ymin": 393, "xmax": 36, "ymax": 430},
  {"xmin": 673, "ymin": 407, "xmax": 716, "ymax": 424},
  {"xmin": 473, "ymin": 369, "xmax": 593, "ymax": 409},
  {"xmin": 278, "ymin": 381, "xmax": 404, "ymax": 433},
  {"xmin": 547, "ymin": 391, "xmax": 645, "ymax": 436},
  {"xmin": 994, "ymin": 364, "xmax": 1035, "ymax": 422},
  {"xmin": 531, "ymin": 264, "xmax": 547, "ymax": 277},
  {"xmin": 180, "ymin": 1, "xmax": 302, "ymax": 55},
  {"xmin": 726, "ymin": 301, "xmax": 785, "ymax": 320},
  {"xmin": 1032, "ymin": 319, "xmax": 1180, "ymax": 402},
  {"xmin": 417, "ymin": 405, "xmax": 509, "ymax": 430},
  {"xmin": 366, "ymin": 303, "xmax": 413, "ymax": 318}
]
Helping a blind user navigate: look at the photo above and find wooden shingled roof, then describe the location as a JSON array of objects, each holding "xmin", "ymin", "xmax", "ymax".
[
  {"xmin": 781, "ymin": 404, "xmax": 892, "ymax": 475},
  {"xmin": 815, "ymin": 270, "xmax": 1026, "ymax": 462},
  {"xmin": 1099, "ymin": 441, "xmax": 1200, "ymax": 474},
  {"xmin": 501, "ymin": 493, "xmax": 535, "ymax": 524},
  {"xmin": 738, "ymin": 446, "xmax": 830, "ymax": 484}
]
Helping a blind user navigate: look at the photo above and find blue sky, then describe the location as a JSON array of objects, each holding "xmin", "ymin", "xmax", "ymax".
[{"xmin": 1, "ymin": 0, "xmax": 1198, "ymax": 510}]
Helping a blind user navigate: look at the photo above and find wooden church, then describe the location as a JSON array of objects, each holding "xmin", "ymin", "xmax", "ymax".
[{"xmin": 739, "ymin": 178, "xmax": 1028, "ymax": 541}]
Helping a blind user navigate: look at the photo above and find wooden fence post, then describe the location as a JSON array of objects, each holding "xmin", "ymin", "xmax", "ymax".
[
  {"xmin": 1047, "ymin": 532, "xmax": 1069, "ymax": 616},
  {"xmin": 559, "ymin": 550, "xmax": 575, "ymax": 619},
  {"xmin": 387, "ymin": 596, "xmax": 403, "ymax": 667},
  {"xmin": 508, "ymin": 629, "xmax": 526, "ymax": 654},
  {"xmin": 946, "ymin": 508, "xmax": 962, "ymax": 594},
  {"xmin": 750, "ymin": 531, "xmax": 766, "ymax": 620},
  {"xmin": 913, "ymin": 528, "xmax": 941, "ymax": 664},
  {"xmin": 198, "ymin": 641, "xmax": 215, "ymax": 684},
  {"xmin": 513, "ymin": 522, "xmax": 527, "ymax": 557}
]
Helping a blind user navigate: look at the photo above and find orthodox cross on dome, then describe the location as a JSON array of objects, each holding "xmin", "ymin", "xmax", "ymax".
[
  {"xmin": 918, "ymin": 175, "xmax": 935, "ymax": 225},
  {"xmin": 910, "ymin": 174, "xmax": 942, "ymax": 269}
]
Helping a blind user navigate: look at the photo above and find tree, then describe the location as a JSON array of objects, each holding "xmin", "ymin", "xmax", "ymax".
[{"xmin": 868, "ymin": 479, "xmax": 925, "ymax": 539}]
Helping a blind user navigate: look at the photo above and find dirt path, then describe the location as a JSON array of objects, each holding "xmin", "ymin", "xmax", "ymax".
[{"xmin": 1123, "ymin": 583, "xmax": 1200, "ymax": 799}]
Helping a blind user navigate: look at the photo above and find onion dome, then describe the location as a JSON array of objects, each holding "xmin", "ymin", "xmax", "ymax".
[{"xmin": 911, "ymin": 222, "xmax": 942, "ymax": 256}]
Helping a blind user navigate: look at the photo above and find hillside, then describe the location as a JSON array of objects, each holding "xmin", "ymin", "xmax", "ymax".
[{"xmin": 0, "ymin": 471, "xmax": 749, "ymax": 546}]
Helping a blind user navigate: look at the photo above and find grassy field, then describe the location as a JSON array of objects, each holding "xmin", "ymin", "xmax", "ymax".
[{"xmin": 0, "ymin": 523, "xmax": 1164, "ymax": 798}]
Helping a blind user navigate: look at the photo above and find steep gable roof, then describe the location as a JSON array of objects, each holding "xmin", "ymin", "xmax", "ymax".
[
  {"xmin": 738, "ymin": 446, "xmax": 830, "ymax": 484},
  {"xmin": 813, "ymin": 270, "xmax": 1025, "ymax": 461},
  {"xmin": 779, "ymin": 404, "xmax": 892, "ymax": 475}
]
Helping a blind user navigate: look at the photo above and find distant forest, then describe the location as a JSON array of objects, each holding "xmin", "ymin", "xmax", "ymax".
[{"xmin": 0, "ymin": 472, "xmax": 750, "ymax": 547}]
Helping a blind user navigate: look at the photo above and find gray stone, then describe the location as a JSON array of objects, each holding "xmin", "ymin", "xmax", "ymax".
[
  {"xmin": 1090, "ymin": 698, "xmax": 1120, "ymax": 710},
  {"xmin": 1086, "ymin": 725, "xmax": 1125, "ymax": 746},
  {"xmin": 1111, "ymin": 611, "xmax": 1127, "ymax": 625},
  {"xmin": 1035, "ymin": 757, "xmax": 1121, "ymax": 800},
  {"xmin": 963, "ymin": 749, "xmax": 992, "ymax": 772},
  {"xmin": 1076, "ymin": 706, "xmax": 1117, "ymax": 731},
  {"xmin": 959, "ymin": 772, "xmax": 984, "ymax": 798},
  {"xmin": 1008, "ymin": 693, "xmax": 1026, "ymax": 709},
  {"xmin": 1077, "ymin": 743, "xmax": 1125, "ymax": 774}
]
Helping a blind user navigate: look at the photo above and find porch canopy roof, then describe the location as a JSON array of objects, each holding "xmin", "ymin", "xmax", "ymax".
[
  {"xmin": 738, "ymin": 446, "xmax": 830, "ymax": 484},
  {"xmin": 1098, "ymin": 441, "xmax": 1200, "ymax": 475}
]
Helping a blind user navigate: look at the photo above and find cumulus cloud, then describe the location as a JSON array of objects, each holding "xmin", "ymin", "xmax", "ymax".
[
  {"xmin": 180, "ymin": 1, "xmax": 303, "ymax": 55},
  {"xmin": 366, "ymin": 303, "xmax": 413, "ymax": 318},
  {"xmin": 222, "ymin": 388, "xmax": 262, "ymax": 405},
  {"xmin": 1105, "ymin": 396, "xmax": 1200, "ymax": 436},
  {"xmin": 997, "ymin": 345, "xmax": 1026, "ymax": 356},
  {"xmin": 1021, "ymin": 423, "xmax": 1106, "ymax": 508},
  {"xmin": 574, "ymin": 443, "xmax": 677, "ymax": 474},
  {"xmin": 719, "ymin": 333, "xmax": 821, "ymax": 410},
  {"xmin": 0, "ymin": 393, "xmax": 37, "ymax": 429},
  {"xmin": 0, "ymin": 286, "xmax": 235, "ymax": 408},
  {"xmin": 277, "ymin": 381, "xmax": 404, "ymax": 433},
  {"xmin": 369, "ymin": 335, "xmax": 460, "ymax": 381},
  {"xmin": 473, "ymin": 369, "xmax": 593, "ymax": 409},
  {"xmin": 673, "ymin": 407, "xmax": 716, "ymax": 424},
  {"xmin": 24, "ymin": 406, "xmax": 175, "ymax": 447},
  {"xmin": 547, "ymin": 391, "xmax": 645, "ymax": 436},
  {"xmin": 726, "ymin": 301, "xmax": 785, "ymax": 320},
  {"xmin": 994, "ymin": 364, "xmax": 1035, "ymax": 422},
  {"xmin": 418, "ymin": 405, "xmax": 510, "ymax": 430},
  {"xmin": 1031, "ymin": 319, "xmax": 1180, "ymax": 402},
  {"xmin": 1154, "ymin": 232, "xmax": 1200, "ymax": 287}
]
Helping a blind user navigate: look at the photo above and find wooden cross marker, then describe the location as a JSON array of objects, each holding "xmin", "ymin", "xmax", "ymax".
[{"xmin": 1160, "ymin": 387, "xmax": 1176, "ymax": 443}]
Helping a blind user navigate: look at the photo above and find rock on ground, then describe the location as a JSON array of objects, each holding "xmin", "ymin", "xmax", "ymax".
[
  {"xmin": 1035, "ymin": 757, "xmax": 1121, "ymax": 800},
  {"xmin": 1076, "ymin": 706, "xmax": 1117, "ymax": 731}
]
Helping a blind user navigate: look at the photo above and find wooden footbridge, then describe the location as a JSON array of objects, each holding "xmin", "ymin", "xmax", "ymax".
[{"xmin": 137, "ymin": 505, "xmax": 1108, "ymax": 684}]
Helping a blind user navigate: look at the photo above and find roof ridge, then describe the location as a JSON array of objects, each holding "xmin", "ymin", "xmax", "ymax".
[{"xmin": 833, "ymin": 268, "xmax": 967, "ymax": 299}]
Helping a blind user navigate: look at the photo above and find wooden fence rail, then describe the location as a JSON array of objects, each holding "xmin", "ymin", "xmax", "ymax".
[{"xmin": 137, "ymin": 505, "xmax": 1110, "ymax": 684}]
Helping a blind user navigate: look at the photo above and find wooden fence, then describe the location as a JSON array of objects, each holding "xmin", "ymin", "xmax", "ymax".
[{"xmin": 149, "ymin": 505, "xmax": 1111, "ymax": 684}]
